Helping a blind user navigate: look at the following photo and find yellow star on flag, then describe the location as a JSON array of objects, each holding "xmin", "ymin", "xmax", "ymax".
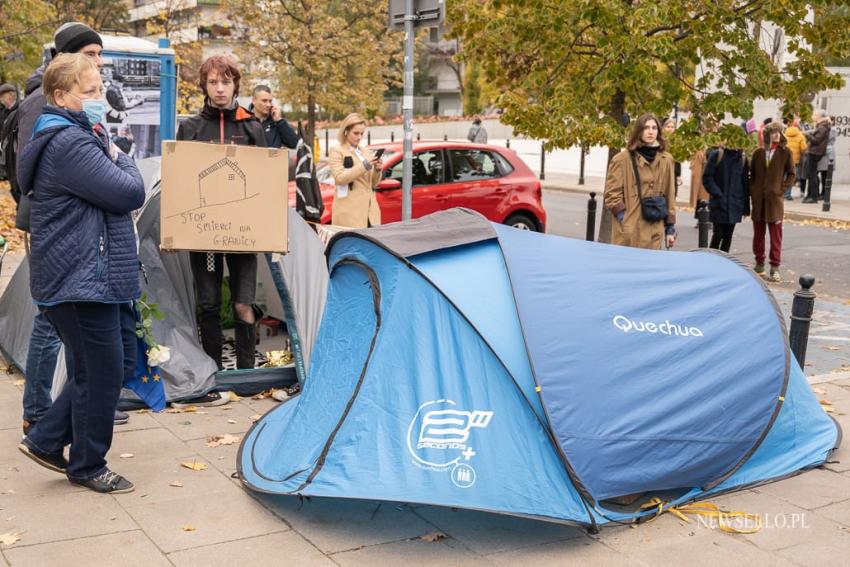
[
  {"xmin": 153, "ymin": 374, "xmax": 161, "ymax": 382},
  {"xmin": 141, "ymin": 375, "xmax": 149, "ymax": 383}
]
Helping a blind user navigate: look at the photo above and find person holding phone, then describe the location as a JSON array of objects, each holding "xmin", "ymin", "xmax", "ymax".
[
  {"xmin": 328, "ymin": 113, "xmax": 382, "ymax": 228},
  {"xmin": 249, "ymin": 85, "xmax": 298, "ymax": 149}
]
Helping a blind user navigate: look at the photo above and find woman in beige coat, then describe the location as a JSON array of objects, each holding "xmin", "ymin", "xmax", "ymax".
[
  {"xmin": 329, "ymin": 113, "xmax": 382, "ymax": 228},
  {"xmin": 604, "ymin": 113, "xmax": 677, "ymax": 250}
]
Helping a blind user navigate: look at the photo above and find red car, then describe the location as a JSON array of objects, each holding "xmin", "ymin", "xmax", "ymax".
[{"xmin": 289, "ymin": 142, "xmax": 546, "ymax": 231}]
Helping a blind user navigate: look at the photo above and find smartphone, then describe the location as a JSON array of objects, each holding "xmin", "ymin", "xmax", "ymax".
[{"xmin": 373, "ymin": 148, "xmax": 386, "ymax": 159}]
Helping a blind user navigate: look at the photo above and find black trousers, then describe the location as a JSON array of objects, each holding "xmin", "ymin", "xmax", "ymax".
[
  {"xmin": 805, "ymin": 155, "xmax": 822, "ymax": 202},
  {"xmin": 189, "ymin": 252, "xmax": 257, "ymax": 369},
  {"xmin": 710, "ymin": 223, "xmax": 736, "ymax": 253}
]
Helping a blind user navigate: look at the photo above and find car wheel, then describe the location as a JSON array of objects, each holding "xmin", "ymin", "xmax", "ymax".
[{"xmin": 504, "ymin": 213, "xmax": 537, "ymax": 231}]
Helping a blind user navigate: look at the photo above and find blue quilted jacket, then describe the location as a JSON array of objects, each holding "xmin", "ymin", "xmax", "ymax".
[{"xmin": 17, "ymin": 106, "xmax": 145, "ymax": 304}]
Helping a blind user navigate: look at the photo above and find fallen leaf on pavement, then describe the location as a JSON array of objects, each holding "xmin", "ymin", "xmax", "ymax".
[
  {"xmin": 252, "ymin": 389, "xmax": 274, "ymax": 400},
  {"xmin": 181, "ymin": 460, "xmax": 208, "ymax": 471},
  {"xmin": 119, "ymin": 453, "xmax": 134, "ymax": 459},
  {"xmin": 0, "ymin": 531, "xmax": 22, "ymax": 546},
  {"xmin": 813, "ymin": 387, "xmax": 827, "ymax": 395},
  {"xmin": 823, "ymin": 346, "xmax": 841, "ymax": 351},
  {"xmin": 418, "ymin": 532, "xmax": 447, "ymax": 542},
  {"xmin": 822, "ymin": 405, "xmax": 835, "ymax": 413},
  {"xmin": 166, "ymin": 406, "xmax": 199, "ymax": 414},
  {"xmin": 136, "ymin": 409, "xmax": 151, "ymax": 414},
  {"xmin": 250, "ymin": 414, "xmax": 261, "ymax": 422},
  {"xmin": 169, "ymin": 480, "xmax": 184, "ymax": 488},
  {"xmin": 12, "ymin": 379, "xmax": 24, "ymax": 388},
  {"xmin": 206, "ymin": 434, "xmax": 240, "ymax": 448},
  {"xmin": 181, "ymin": 524, "xmax": 196, "ymax": 532},
  {"xmin": 227, "ymin": 392, "xmax": 242, "ymax": 402},
  {"xmin": 227, "ymin": 419, "xmax": 237, "ymax": 424}
]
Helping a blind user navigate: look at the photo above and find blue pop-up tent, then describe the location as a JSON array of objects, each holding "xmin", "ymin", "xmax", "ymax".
[{"xmin": 238, "ymin": 209, "xmax": 840, "ymax": 529}]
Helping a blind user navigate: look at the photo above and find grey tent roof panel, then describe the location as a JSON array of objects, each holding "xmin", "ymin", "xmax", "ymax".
[{"xmin": 328, "ymin": 208, "xmax": 497, "ymax": 259}]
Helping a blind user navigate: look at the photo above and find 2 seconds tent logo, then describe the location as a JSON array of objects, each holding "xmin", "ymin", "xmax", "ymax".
[{"xmin": 407, "ymin": 399, "xmax": 493, "ymax": 489}]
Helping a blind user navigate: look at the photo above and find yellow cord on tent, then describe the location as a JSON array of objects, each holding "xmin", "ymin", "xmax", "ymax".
[{"xmin": 638, "ymin": 497, "xmax": 762, "ymax": 534}]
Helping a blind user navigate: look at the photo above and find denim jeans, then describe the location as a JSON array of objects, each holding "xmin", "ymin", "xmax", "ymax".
[
  {"xmin": 22, "ymin": 311, "xmax": 62, "ymax": 424},
  {"xmin": 25, "ymin": 302, "xmax": 136, "ymax": 481}
]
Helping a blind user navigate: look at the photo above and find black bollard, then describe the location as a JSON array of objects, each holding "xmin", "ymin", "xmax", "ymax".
[
  {"xmin": 586, "ymin": 192, "xmax": 597, "ymax": 241},
  {"xmin": 417, "ymin": 132, "xmax": 420, "ymax": 141},
  {"xmin": 789, "ymin": 275, "xmax": 816, "ymax": 368},
  {"xmin": 822, "ymin": 166, "xmax": 833, "ymax": 212},
  {"xmin": 367, "ymin": 131, "xmax": 371, "ymax": 145},
  {"xmin": 506, "ymin": 139, "xmax": 511, "ymax": 149},
  {"xmin": 325, "ymin": 129, "xmax": 329, "ymax": 157},
  {"xmin": 697, "ymin": 200, "xmax": 711, "ymax": 248},
  {"xmin": 540, "ymin": 142, "xmax": 546, "ymax": 181},
  {"xmin": 390, "ymin": 131, "xmax": 395, "ymax": 143},
  {"xmin": 578, "ymin": 144, "xmax": 586, "ymax": 186},
  {"xmin": 444, "ymin": 134, "xmax": 448, "ymax": 141}
]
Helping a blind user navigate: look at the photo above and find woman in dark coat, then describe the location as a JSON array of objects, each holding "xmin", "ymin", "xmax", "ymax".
[
  {"xmin": 702, "ymin": 146, "xmax": 750, "ymax": 252},
  {"xmin": 16, "ymin": 53, "xmax": 145, "ymax": 493}
]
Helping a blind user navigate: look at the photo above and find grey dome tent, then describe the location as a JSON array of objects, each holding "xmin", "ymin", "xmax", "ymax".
[{"xmin": 0, "ymin": 158, "xmax": 328, "ymax": 402}]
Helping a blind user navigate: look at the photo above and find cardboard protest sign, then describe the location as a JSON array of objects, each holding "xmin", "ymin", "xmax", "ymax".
[{"xmin": 160, "ymin": 141, "xmax": 288, "ymax": 253}]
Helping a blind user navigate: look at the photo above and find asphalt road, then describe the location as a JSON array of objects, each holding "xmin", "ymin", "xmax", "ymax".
[{"xmin": 543, "ymin": 189, "xmax": 850, "ymax": 301}]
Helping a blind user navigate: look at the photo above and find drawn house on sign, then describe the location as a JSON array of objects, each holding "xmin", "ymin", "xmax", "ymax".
[{"xmin": 197, "ymin": 157, "xmax": 247, "ymax": 208}]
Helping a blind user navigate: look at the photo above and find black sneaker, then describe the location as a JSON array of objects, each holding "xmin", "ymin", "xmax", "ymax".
[
  {"xmin": 18, "ymin": 442, "xmax": 68, "ymax": 474},
  {"xmin": 170, "ymin": 391, "xmax": 230, "ymax": 409},
  {"xmin": 114, "ymin": 410, "xmax": 129, "ymax": 425},
  {"xmin": 70, "ymin": 468, "xmax": 134, "ymax": 494}
]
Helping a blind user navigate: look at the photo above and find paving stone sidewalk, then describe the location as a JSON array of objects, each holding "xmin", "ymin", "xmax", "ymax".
[{"xmin": 0, "ymin": 361, "xmax": 848, "ymax": 566}]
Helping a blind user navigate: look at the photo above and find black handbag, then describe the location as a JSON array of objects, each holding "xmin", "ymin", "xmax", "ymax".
[{"xmin": 630, "ymin": 152, "xmax": 668, "ymax": 223}]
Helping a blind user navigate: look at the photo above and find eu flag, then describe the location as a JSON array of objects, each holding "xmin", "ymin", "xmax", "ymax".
[{"xmin": 126, "ymin": 336, "xmax": 167, "ymax": 411}]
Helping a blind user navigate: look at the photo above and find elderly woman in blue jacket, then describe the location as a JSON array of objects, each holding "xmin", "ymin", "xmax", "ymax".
[{"xmin": 16, "ymin": 53, "xmax": 145, "ymax": 494}]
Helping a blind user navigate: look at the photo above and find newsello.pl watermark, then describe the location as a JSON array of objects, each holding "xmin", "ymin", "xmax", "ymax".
[{"xmin": 696, "ymin": 513, "xmax": 811, "ymax": 531}]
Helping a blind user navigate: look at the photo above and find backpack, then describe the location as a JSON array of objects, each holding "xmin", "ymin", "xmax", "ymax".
[{"xmin": 0, "ymin": 104, "xmax": 20, "ymax": 204}]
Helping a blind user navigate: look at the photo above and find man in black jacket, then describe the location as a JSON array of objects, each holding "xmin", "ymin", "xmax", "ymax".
[
  {"xmin": 249, "ymin": 85, "xmax": 298, "ymax": 149},
  {"xmin": 803, "ymin": 109, "xmax": 831, "ymax": 203},
  {"xmin": 175, "ymin": 56, "xmax": 266, "ymax": 404}
]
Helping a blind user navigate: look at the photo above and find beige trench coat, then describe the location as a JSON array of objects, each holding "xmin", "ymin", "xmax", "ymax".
[
  {"xmin": 604, "ymin": 150, "xmax": 677, "ymax": 250},
  {"xmin": 328, "ymin": 145, "xmax": 382, "ymax": 228},
  {"xmin": 689, "ymin": 150, "xmax": 711, "ymax": 209}
]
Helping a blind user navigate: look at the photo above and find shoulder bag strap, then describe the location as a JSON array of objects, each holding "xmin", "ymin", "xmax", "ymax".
[{"xmin": 629, "ymin": 151, "xmax": 643, "ymax": 202}]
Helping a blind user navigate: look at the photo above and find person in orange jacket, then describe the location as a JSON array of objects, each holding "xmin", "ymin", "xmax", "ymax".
[{"xmin": 782, "ymin": 116, "xmax": 807, "ymax": 201}]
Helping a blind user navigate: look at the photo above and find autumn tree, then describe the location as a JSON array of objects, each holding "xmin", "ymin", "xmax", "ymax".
[
  {"xmin": 449, "ymin": 1, "xmax": 850, "ymax": 161},
  {"xmin": 223, "ymin": 0, "xmax": 402, "ymax": 143},
  {"xmin": 50, "ymin": 0, "xmax": 129, "ymax": 32},
  {"xmin": 143, "ymin": 0, "xmax": 204, "ymax": 114},
  {"xmin": 0, "ymin": 0, "xmax": 53, "ymax": 85},
  {"xmin": 1, "ymin": 0, "xmax": 129, "ymax": 86}
]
